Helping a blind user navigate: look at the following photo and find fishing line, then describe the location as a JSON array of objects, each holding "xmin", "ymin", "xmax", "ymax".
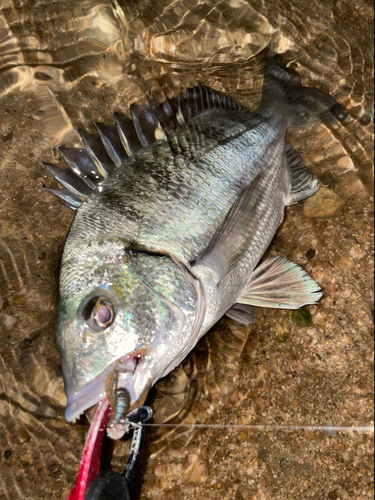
[{"xmin": 142, "ymin": 423, "xmax": 374, "ymax": 433}]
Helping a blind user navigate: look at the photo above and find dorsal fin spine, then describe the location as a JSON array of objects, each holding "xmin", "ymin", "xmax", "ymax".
[
  {"xmin": 114, "ymin": 113, "xmax": 143, "ymax": 156},
  {"xmin": 78, "ymin": 129, "xmax": 115, "ymax": 177},
  {"xmin": 44, "ymin": 85, "xmax": 247, "ymax": 209},
  {"xmin": 55, "ymin": 147, "xmax": 96, "ymax": 190}
]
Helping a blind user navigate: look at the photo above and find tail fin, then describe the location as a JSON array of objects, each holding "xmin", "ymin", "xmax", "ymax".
[{"xmin": 259, "ymin": 54, "xmax": 348, "ymax": 127}]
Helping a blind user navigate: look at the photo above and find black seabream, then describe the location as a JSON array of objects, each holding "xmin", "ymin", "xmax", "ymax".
[{"xmin": 44, "ymin": 58, "xmax": 347, "ymax": 442}]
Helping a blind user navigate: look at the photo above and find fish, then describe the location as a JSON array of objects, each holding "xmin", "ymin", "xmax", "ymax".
[{"xmin": 44, "ymin": 57, "xmax": 347, "ymax": 433}]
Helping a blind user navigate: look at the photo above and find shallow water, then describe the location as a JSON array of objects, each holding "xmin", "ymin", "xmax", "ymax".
[{"xmin": 0, "ymin": 0, "xmax": 373, "ymax": 499}]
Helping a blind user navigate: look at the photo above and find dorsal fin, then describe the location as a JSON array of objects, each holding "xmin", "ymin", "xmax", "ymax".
[
  {"xmin": 42, "ymin": 163, "xmax": 94, "ymax": 198},
  {"xmin": 130, "ymin": 104, "xmax": 166, "ymax": 146},
  {"xmin": 114, "ymin": 113, "xmax": 143, "ymax": 155},
  {"xmin": 57, "ymin": 146, "xmax": 104, "ymax": 185},
  {"xmin": 42, "ymin": 187, "xmax": 85, "ymax": 209},
  {"xmin": 43, "ymin": 85, "xmax": 247, "ymax": 210},
  {"xmin": 94, "ymin": 123, "xmax": 129, "ymax": 167},
  {"xmin": 149, "ymin": 98, "xmax": 178, "ymax": 129},
  {"xmin": 78, "ymin": 129, "xmax": 116, "ymax": 176}
]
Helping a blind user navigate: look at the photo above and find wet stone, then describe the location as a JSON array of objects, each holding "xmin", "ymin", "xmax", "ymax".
[
  {"xmin": 2, "ymin": 314, "xmax": 17, "ymax": 329},
  {"xmin": 327, "ymin": 490, "xmax": 339, "ymax": 499},
  {"xmin": 19, "ymin": 338, "xmax": 32, "ymax": 350},
  {"xmin": 1, "ymin": 131, "xmax": 13, "ymax": 142},
  {"xmin": 276, "ymin": 331, "xmax": 290, "ymax": 343},
  {"xmin": 359, "ymin": 112, "xmax": 372, "ymax": 126},
  {"xmin": 20, "ymin": 451, "xmax": 34, "ymax": 465},
  {"xmin": 0, "ymin": 226, "xmax": 10, "ymax": 237},
  {"xmin": 305, "ymin": 248, "xmax": 316, "ymax": 259},
  {"xmin": 279, "ymin": 457, "xmax": 292, "ymax": 472},
  {"xmin": 29, "ymin": 329, "xmax": 42, "ymax": 340},
  {"xmin": 290, "ymin": 306, "xmax": 313, "ymax": 327},
  {"xmin": 270, "ymin": 234, "xmax": 285, "ymax": 252},
  {"xmin": 303, "ymin": 187, "xmax": 345, "ymax": 218},
  {"xmin": 47, "ymin": 462, "xmax": 62, "ymax": 477}
]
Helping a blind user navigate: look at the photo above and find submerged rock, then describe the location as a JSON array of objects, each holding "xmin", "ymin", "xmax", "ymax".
[
  {"xmin": 303, "ymin": 187, "xmax": 345, "ymax": 218},
  {"xmin": 290, "ymin": 306, "xmax": 313, "ymax": 327}
]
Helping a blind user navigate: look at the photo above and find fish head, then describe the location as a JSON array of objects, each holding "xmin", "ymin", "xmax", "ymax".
[{"xmin": 57, "ymin": 239, "xmax": 199, "ymax": 422}]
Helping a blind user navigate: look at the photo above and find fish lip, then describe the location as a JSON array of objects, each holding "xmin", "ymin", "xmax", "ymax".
[
  {"xmin": 65, "ymin": 374, "xmax": 107, "ymax": 422},
  {"xmin": 65, "ymin": 355, "xmax": 151, "ymax": 422}
]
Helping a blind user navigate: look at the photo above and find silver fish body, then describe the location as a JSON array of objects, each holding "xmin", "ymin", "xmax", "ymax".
[{"xmin": 46, "ymin": 59, "xmax": 347, "ymax": 424}]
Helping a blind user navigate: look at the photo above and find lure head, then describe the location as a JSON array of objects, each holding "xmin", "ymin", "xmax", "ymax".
[
  {"xmin": 57, "ymin": 227, "xmax": 198, "ymax": 423},
  {"xmin": 105, "ymin": 370, "xmax": 132, "ymax": 440}
]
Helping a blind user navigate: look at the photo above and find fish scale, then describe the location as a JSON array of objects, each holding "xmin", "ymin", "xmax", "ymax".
[
  {"xmin": 137, "ymin": 120, "xmax": 285, "ymax": 266},
  {"xmin": 199, "ymin": 142, "xmax": 288, "ymax": 331},
  {"xmin": 44, "ymin": 57, "xmax": 347, "ymax": 426}
]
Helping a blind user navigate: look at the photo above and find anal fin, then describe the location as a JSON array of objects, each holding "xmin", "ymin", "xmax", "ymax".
[
  {"xmin": 238, "ymin": 256, "xmax": 322, "ymax": 309},
  {"xmin": 285, "ymin": 142, "xmax": 319, "ymax": 205},
  {"xmin": 226, "ymin": 303, "xmax": 255, "ymax": 325}
]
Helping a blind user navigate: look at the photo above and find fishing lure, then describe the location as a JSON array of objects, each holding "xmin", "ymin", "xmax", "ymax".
[
  {"xmin": 105, "ymin": 361, "xmax": 132, "ymax": 440},
  {"xmin": 83, "ymin": 405, "xmax": 153, "ymax": 500}
]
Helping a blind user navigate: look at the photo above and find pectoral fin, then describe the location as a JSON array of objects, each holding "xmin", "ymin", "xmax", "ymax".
[
  {"xmin": 238, "ymin": 256, "xmax": 322, "ymax": 309},
  {"xmin": 193, "ymin": 172, "xmax": 264, "ymax": 282},
  {"xmin": 226, "ymin": 303, "xmax": 255, "ymax": 325}
]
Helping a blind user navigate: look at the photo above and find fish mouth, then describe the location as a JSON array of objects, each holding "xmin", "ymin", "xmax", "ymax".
[{"xmin": 65, "ymin": 354, "xmax": 152, "ymax": 422}]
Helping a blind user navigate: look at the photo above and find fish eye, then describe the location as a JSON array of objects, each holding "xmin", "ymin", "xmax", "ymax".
[{"xmin": 83, "ymin": 297, "xmax": 115, "ymax": 331}]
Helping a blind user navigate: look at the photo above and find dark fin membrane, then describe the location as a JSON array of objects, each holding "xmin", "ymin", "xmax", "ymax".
[
  {"xmin": 285, "ymin": 142, "xmax": 318, "ymax": 204},
  {"xmin": 165, "ymin": 97, "xmax": 183, "ymax": 125},
  {"xmin": 177, "ymin": 91, "xmax": 189, "ymax": 123},
  {"xmin": 94, "ymin": 123, "xmax": 129, "ymax": 167},
  {"xmin": 149, "ymin": 98, "xmax": 177, "ymax": 129},
  {"xmin": 114, "ymin": 113, "xmax": 143, "ymax": 155},
  {"xmin": 201, "ymin": 86, "xmax": 210, "ymax": 110},
  {"xmin": 187, "ymin": 87, "xmax": 200, "ymax": 117},
  {"xmin": 78, "ymin": 129, "xmax": 116, "ymax": 176},
  {"xmin": 58, "ymin": 146, "xmax": 103, "ymax": 187},
  {"xmin": 130, "ymin": 104, "xmax": 166, "ymax": 146},
  {"xmin": 43, "ymin": 187, "xmax": 84, "ymax": 209},
  {"xmin": 263, "ymin": 58, "xmax": 301, "ymax": 94},
  {"xmin": 44, "ymin": 84, "xmax": 246, "ymax": 209},
  {"xmin": 42, "ymin": 163, "xmax": 93, "ymax": 198}
]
